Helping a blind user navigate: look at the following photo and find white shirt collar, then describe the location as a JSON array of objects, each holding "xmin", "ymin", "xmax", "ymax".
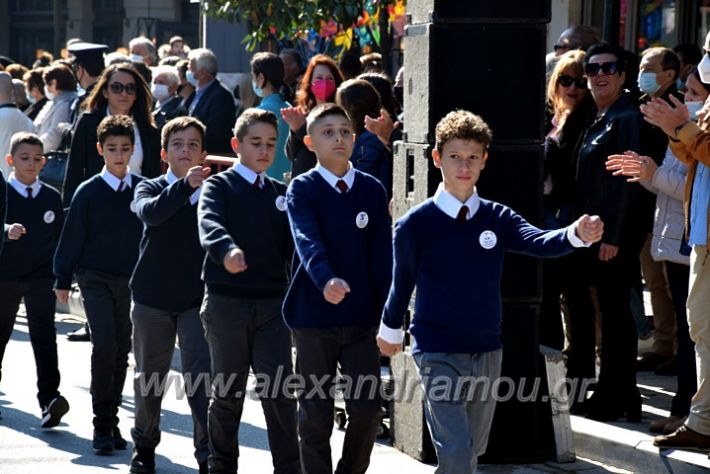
[
  {"xmin": 315, "ymin": 163, "xmax": 355, "ymax": 191},
  {"xmin": 8, "ymin": 173, "xmax": 41, "ymax": 199},
  {"xmin": 433, "ymin": 184, "xmax": 480, "ymax": 220},
  {"xmin": 234, "ymin": 162, "xmax": 267, "ymax": 188},
  {"xmin": 166, "ymin": 168, "xmax": 201, "ymax": 205},
  {"xmin": 100, "ymin": 167, "xmax": 133, "ymax": 191}
]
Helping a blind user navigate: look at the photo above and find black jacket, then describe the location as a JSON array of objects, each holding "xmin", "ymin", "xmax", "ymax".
[
  {"xmin": 574, "ymin": 92, "xmax": 648, "ymax": 247},
  {"xmin": 189, "ymin": 79, "xmax": 235, "ymax": 154},
  {"xmin": 286, "ymin": 124, "xmax": 317, "ymax": 178},
  {"xmin": 153, "ymin": 96, "xmax": 187, "ymax": 131},
  {"xmin": 25, "ymin": 97, "xmax": 49, "ymax": 122},
  {"xmin": 62, "ymin": 110, "xmax": 161, "ymax": 206},
  {"xmin": 544, "ymin": 95, "xmax": 594, "ymax": 217}
]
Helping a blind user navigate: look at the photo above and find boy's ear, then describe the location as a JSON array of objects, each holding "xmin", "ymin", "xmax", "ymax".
[
  {"xmin": 95, "ymin": 142, "xmax": 103, "ymax": 155},
  {"xmin": 160, "ymin": 148, "xmax": 168, "ymax": 163},
  {"xmin": 481, "ymin": 150, "xmax": 489, "ymax": 168},
  {"xmin": 432, "ymin": 148, "xmax": 442, "ymax": 169},
  {"xmin": 303, "ymin": 134, "xmax": 314, "ymax": 152},
  {"xmin": 230, "ymin": 136, "xmax": 240, "ymax": 155},
  {"xmin": 5, "ymin": 154, "xmax": 13, "ymax": 167}
]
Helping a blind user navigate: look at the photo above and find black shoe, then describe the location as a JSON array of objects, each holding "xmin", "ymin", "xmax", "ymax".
[
  {"xmin": 41, "ymin": 395, "xmax": 69, "ymax": 428},
  {"xmin": 130, "ymin": 447, "xmax": 156, "ymax": 474},
  {"xmin": 636, "ymin": 352, "xmax": 671, "ymax": 371},
  {"xmin": 113, "ymin": 426, "xmax": 127, "ymax": 450},
  {"xmin": 93, "ymin": 429, "xmax": 115, "ymax": 455},
  {"xmin": 585, "ymin": 389, "xmax": 641, "ymax": 423},
  {"xmin": 198, "ymin": 460, "xmax": 208, "ymax": 474},
  {"xmin": 67, "ymin": 324, "xmax": 90, "ymax": 342}
]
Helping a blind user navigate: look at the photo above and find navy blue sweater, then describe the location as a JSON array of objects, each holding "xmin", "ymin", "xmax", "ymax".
[
  {"xmin": 0, "ymin": 183, "xmax": 64, "ymax": 281},
  {"xmin": 382, "ymin": 198, "xmax": 575, "ymax": 354},
  {"xmin": 283, "ymin": 169, "xmax": 392, "ymax": 328},
  {"xmin": 54, "ymin": 174, "xmax": 144, "ymax": 289},
  {"xmin": 0, "ymin": 174, "xmax": 6, "ymax": 257},
  {"xmin": 130, "ymin": 175, "xmax": 205, "ymax": 312},
  {"xmin": 198, "ymin": 168, "xmax": 293, "ymax": 298}
]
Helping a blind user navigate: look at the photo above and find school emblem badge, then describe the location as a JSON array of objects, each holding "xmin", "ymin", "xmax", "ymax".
[
  {"xmin": 479, "ymin": 230, "xmax": 497, "ymax": 249},
  {"xmin": 275, "ymin": 195, "xmax": 287, "ymax": 211},
  {"xmin": 356, "ymin": 212, "xmax": 369, "ymax": 229},
  {"xmin": 43, "ymin": 210, "xmax": 55, "ymax": 224}
]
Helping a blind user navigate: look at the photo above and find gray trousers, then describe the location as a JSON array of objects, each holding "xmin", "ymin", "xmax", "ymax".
[
  {"xmin": 200, "ymin": 291, "xmax": 300, "ymax": 474},
  {"xmin": 130, "ymin": 302, "xmax": 211, "ymax": 463},
  {"xmin": 413, "ymin": 349, "xmax": 503, "ymax": 474}
]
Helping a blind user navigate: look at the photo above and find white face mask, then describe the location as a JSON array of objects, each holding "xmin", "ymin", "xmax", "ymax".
[
  {"xmin": 131, "ymin": 54, "xmax": 144, "ymax": 63},
  {"xmin": 44, "ymin": 85, "xmax": 55, "ymax": 101},
  {"xmin": 151, "ymin": 83, "xmax": 170, "ymax": 101},
  {"xmin": 699, "ymin": 54, "xmax": 710, "ymax": 84},
  {"xmin": 686, "ymin": 101, "xmax": 704, "ymax": 121}
]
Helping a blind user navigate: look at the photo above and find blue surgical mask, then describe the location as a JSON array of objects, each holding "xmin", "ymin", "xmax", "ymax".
[
  {"xmin": 686, "ymin": 101, "xmax": 703, "ymax": 121},
  {"xmin": 76, "ymin": 82, "xmax": 85, "ymax": 95},
  {"xmin": 252, "ymin": 81, "xmax": 264, "ymax": 98},
  {"xmin": 676, "ymin": 78, "xmax": 685, "ymax": 91},
  {"xmin": 26, "ymin": 91, "xmax": 36, "ymax": 105},
  {"xmin": 186, "ymin": 70, "xmax": 199, "ymax": 87},
  {"xmin": 638, "ymin": 72, "xmax": 661, "ymax": 95}
]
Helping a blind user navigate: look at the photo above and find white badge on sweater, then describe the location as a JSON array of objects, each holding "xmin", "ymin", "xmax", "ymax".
[
  {"xmin": 275, "ymin": 195, "xmax": 287, "ymax": 211},
  {"xmin": 479, "ymin": 230, "xmax": 497, "ymax": 249},
  {"xmin": 356, "ymin": 212, "xmax": 369, "ymax": 229},
  {"xmin": 43, "ymin": 210, "xmax": 55, "ymax": 224}
]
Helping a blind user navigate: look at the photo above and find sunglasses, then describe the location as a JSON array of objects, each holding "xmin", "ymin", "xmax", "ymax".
[
  {"xmin": 108, "ymin": 82, "xmax": 137, "ymax": 95},
  {"xmin": 584, "ymin": 61, "xmax": 619, "ymax": 77},
  {"xmin": 557, "ymin": 74, "xmax": 587, "ymax": 89}
]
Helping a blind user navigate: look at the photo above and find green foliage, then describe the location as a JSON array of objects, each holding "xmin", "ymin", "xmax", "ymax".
[{"xmin": 204, "ymin": 0, "xmax": 387, "ymax": 51}]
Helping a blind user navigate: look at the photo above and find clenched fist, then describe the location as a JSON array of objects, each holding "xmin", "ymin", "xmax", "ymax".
[{"xmin": 574, "ymin": 214, "xmax": 604, "ymax": 244}]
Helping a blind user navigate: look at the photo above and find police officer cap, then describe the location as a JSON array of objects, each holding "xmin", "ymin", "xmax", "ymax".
[{"xmin": 68, "ymin": 42, "xmax": 108, "ymax": 61}]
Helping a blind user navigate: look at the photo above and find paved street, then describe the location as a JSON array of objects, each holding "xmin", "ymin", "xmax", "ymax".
[{"xmin": 0, "ymin": 310, "xmax": 629, "ymax": 473}]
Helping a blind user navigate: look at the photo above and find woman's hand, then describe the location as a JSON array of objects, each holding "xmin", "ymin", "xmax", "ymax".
[
  {"xmin": 639, "ymin": 95, "xmax": 690, "ymax": 138},
  {"xmin": 606, "ymin": 150, "xmax": 657, "ymax": 182},
  {"xmin": 281, "ymin": 106, "xmax": 307, "ymax": 132}
]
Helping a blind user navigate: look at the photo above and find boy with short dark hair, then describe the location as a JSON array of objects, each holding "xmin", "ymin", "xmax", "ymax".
[
  {"xmin": 198, "ymin": 108, "xmax": 300, "ymax": 473},
  {"xmin": 0, "ymin": 132, "xmax": 68, "ymax": 428},
  {"xmin": 54, "ymin": 115, "xmax": 144, "ymax": 455},
  {"xmin": 284, "ymin": 103, "xmax": 392, "ymax": 473},
  {"xmin": 129, "ymin": 116, "xmax": 211, "ymax": 474},
  {"xmin": 377, "ymin": 110, "xmax": 604, "ymax": 473}
]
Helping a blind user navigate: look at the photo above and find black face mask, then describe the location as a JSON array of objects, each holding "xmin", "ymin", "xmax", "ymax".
[{"xmin": 394, "ymin": 86, "xmax": 404, "ymax": 108}]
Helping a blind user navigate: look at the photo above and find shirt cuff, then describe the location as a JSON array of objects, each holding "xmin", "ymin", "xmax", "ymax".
[
  {"xmin": 378, "ymin": 320, "xmax": 405, "ymax": 344},
  {"xmin": 566, "ymin": 224, "xmax": 591, "ymax": 248}
]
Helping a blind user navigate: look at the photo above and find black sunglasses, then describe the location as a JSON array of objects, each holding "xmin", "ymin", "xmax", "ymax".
[
  {"xmin": 584, "ymin": 61, "xmax": 619, "ymax": 77},
  {"xmin": 557, "ymin": 74, "xmax": 587, "ymax": 89},
  {"xmin": 108, "ymin": 82, "xmax": 137, "ymax": 95}
]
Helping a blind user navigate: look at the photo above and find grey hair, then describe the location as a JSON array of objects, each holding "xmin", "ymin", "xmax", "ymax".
[
  {"xmin": 129, "ymin": 36, "xmax": 157, "ymax": 63},
  {"xmin": 151, "ymin": 65, "xmax": 180, "ymax": 87},
  {"xmin": 188, "ymin": 48, "xmax": 218, "ymax": 76}
]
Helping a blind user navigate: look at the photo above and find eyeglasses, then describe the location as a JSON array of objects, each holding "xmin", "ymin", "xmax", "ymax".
[
  {"xmin": 584, "ymin": 61, "xmax": 619, "ymax": 77},
  {"xmin": 557, "ymin": 74, "xmax": 587, "ymax": 89},
  {"xmin": 108, "ymin": 82, "xmax": 137, "ymax": 95}
]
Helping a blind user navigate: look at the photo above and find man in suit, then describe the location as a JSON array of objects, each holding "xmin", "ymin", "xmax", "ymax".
[
  {"xmin": 186, "ymin": 48, "xmax": 236, "ymax": 155},
  {"xmin": 151, "ymin": 65, "xmax": 187, "ymax": 132}
]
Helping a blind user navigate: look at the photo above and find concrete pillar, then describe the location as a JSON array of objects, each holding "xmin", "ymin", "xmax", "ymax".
[
  {"xmin": 65, "ymin": 0, "xmax": 94, "ymax": 42},
  {"xmin": 123, "ymin": 0, "xmax": 178, "ymax": 46},
  {"xmin": 203, "ymin": 16, "xmax": 253, "ymax": 73}
]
